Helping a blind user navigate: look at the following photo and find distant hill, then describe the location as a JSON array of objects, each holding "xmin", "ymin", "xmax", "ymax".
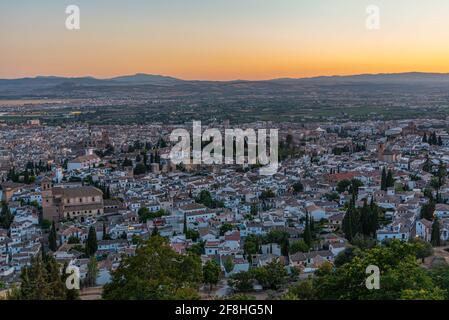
[
  {"xmin": 2, "ymin": 72, "xmax": 449, "ymax": 98},
  {"xmin": 109, "ymin": 73, "xmax": 183, "ymax": 85},
  {"xmin": 3, "ymin": 72, "xmax": 449, "ymax": 87},
  {"xmin": 270, "ymin": 72, "xmax": 449, "ymax": 85},
  {"xmin": 0, "ymin": 73, "xmax": 182, "ymax": 90},
  {"xmin": 0, "ymin": 76, "xmax": 107, "ymax": 92}
]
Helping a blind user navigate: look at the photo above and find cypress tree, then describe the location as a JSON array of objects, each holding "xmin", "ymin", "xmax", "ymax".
[
  {"xmin": 303, "ymin": 213, "xmax": 312, "ymax": 247},
  {"xmin": 24, "ymin": 170, "xmax": 30, "ymax": 184},
  {"xmin": 85, "ymin": 256, "xmax": 98, "ymax": 288},
  {"xmin": 0, "ymin": 204, "xmax": 14, "ymax": 229},
  {"xmin": 31, "ymin": 256, "xmax": 51, "ymax": 300},
  {"xmin": 386, "ymin": 169, "xmax": 395, "ymax": 188},
  {"xmin": 430, "ymin": 132, "xmax": 438, "ymax": 145},
  {"xmin": 431, "ymin": 219, "xmax": 441, "ymax": 247},
  {"xmin": 19, "ymin": 267, "xmax": 33, "ymax": 299},
  {"xmin": 152, "ymin": 226, "xmax": 159, "ymax": 237},
  {"xmin": 45, "ymin": 255, "xmax": 66, "ymax": 299},
  {"xmin": 360, "ymin": 199, "xmax": 371, "ymax": 236},
  {"xmin": 102, "ymin": 222, "xmax": 110, "ymax": 240},
  {"xmin": 48, "ymin": 221, "xmax": 57, "ymax": 252},
  {"xmin": 369, "ymin": 199, "xmax": 379, "ymax": 237},
  {"xmin": 381, "ymin": 167, "xmax": 387, "ymax": 191},
  {"xmin": 422, "ymin": 133, "xmax": 428, "ymax": 143},
  {"xmin": 85, "ymin": 226, "xmax": 98, "ymax": 256},
  {"xmin": 343, "ymin": 204, "xmax": 352, "ymax": 241},
  {"xmin": 342, "ymin": 197, "xmax": 360, "ymax": 241}
]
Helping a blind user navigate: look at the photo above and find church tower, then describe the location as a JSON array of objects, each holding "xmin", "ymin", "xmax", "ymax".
[{"xmin": 41, "ymin": 176, "xmax": 57, "ymax": 221}]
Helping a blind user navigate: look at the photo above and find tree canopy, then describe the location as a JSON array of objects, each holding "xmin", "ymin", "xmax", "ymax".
[
  {"xmin": 283, "ymin": 240, "xmax": 446, "ymax": 300},
  {"xmin": 102, "ymin": 235, "xmax": 202, "ymax": 300}
]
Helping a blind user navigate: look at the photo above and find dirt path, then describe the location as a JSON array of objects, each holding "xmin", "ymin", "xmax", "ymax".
[
  {"xmin": 79, "ymin": 286, "xmax": 103, "ymax": 300},
  {"xmin": 423, "ymin": 246, "xmax": 449, "ymax": 268}
]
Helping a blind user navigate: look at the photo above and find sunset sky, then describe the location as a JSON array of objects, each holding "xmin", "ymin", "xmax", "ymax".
[{"xmin": 1, "ymin": 0, "xmax": 449, "ymax": 80}]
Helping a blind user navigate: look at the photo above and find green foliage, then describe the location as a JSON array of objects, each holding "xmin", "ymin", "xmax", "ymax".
[
  {"xmin": 48, "ymin": 221, "xmax": 58, "ymax": 251},
  {"xmin": 286, "ymin": 279, "xmax": 316, "ymax": 300},
  {"xmin": 289, "ymin": 239, "xmax": 310, "ymax": 254},
  {"xmin": 186, "ymin": 229, "xmax": 200, "ymax": 242},
  {"xmin": 229, "ymin": 271, "xmax": 254, "ymax": 292},
  {"xmin": 334, "ymin": 246, "xmax": 362, "ymax": 267},
  {"xmin": 84, "ymin": 256, "xmax": 98, "ymax": 288},
  {"xmin": 67, "ymin": 236, "xmax": 80, "ymax": 244},
  {"xmin": 122, "ymin": 157, "xmax": 133, "ymax": 167},
  {"xmin": 349, "ymin": 179, "xmax": 364, "ymax": 196},
  {"xmin": 423, "ymin": 155, "xmax": 433, "ymax": 173},
  {"xmin": 336, "ymin": 179, "xmax": 351, "ymax": 193},
  {"xmin": 243, "ymin": 234, "xmax": 261, "ymax": 261},
  {"xmin": 187, "ymin": 242, "xmax": 205, "ymax": 256},
  {"xmin": 133, "ymin": 163, "xmax": 147, "ymax": 175},
  {"xmin": 131, "ymin": 235, "xmax": 143, "ymax": 245},
  {"xmin": 421, "ymin": 201, "xmax": 436, "ymax": 221},
  {"xmin": 11, "ymin": 254, "xmax": 79, "ymax": 300},
  {"xmin": 386, "ymin": 169, "xmax": 395, "ymax": 189},
  {"xmin": 102, "ymin": 236, "xmax": 202, "ymax": 300},
  {"xmin": 303, "ymin": 213, "xmax": 312, "ymax": 247},
  {"xmin": 196, "ymin": 190, "xmax": 223, "ymax": 209},
  {"xmin": 260, "ymin": 189, "xmax": 275, "ymax": 200},
  {"xmin": 223, "ymin": 256, "xmax": 235, "ymax": 274},
  {"xmin": 343, "ymin": 199, "xmax": 380, "ymax": 241},
  {"xmin": 203, "ymin": 260, "xmax": 221, "ymax": 290},
  {"xmin": 410, "ymin": 238, "xmax": 433, "ymax": 262},
  {"xmin": 350, "ymin": 233, "xmax": 377, "ymax": 250},
  {"xmin": 292, "ymin": 181, "xmax": 304, "ymax": 193},
  {"xmin": 325, "ymin": 192, "xmax": 340, "ymax": 202},
  {"xmin": 252, "ymin": 260, "xmax": 288, "ymax": 290},
  {"xmin": 263, "ymin": 230, "xmax": 290, "ymax": 255},
  {"xmin": 301, "ymin": 240, "xmax": 445, "ymax": 300},
  {"xmin": 380, "ymin": 166, "xmax": 387, "ymax": 191},
  {"xmin": 39, "ymin": 219, "xmax": 51, "ymax": 230},
  {"xmin": 400, "ymin": 288, "xmax": 445, "ymax": 300},
  {"xmin": 85, "ymin": 226, "xmax": 98, "ymax": 257},
  {"xmin": 250, "ymin": 204, "xmax": 258, "ymax": 216},
  {"xmin": 229, "ymin": 260, "xmax": 287, "ymax": 292},
  {"xmin": 219, "ymin": 223, "xmax": 234, "ymax": 236},
  {"xmin": 431, "ymin": 219, "xmax": 441, "ymax": 247},
  {"xmin": 430, "ymin": 265, "xmax": 449, "ymax": 299},
  {"xmin": 138, "ymin": 208, "xmax": 167, "ymax": 223},
  {"xmin": 0, "ymin": 204, "xmax": 14, "ymax": 230}
]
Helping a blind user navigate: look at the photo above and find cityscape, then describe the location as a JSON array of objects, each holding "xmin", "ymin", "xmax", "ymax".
[{"xmin": 2, "ymin": 0, "xmax": 449, "ymax": 307}]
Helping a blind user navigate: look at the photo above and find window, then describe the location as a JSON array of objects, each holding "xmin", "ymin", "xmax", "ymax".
[{"xmin": 79, "ymin": 198, "xmax": 82, "ymax": 203}]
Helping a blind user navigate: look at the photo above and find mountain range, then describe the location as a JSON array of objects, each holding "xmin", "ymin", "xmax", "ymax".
[
  {"xmin": 2, "ymin": 72, "xmax": 449, "ymax": 100},
  {"xmin": 2, "ymin": 72, "xmax": 449, "ymax": 88}
]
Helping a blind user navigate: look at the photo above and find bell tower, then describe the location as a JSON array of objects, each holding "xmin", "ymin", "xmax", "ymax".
[{"xmin": 41, "ymin": 177, "xmax": 56, "ymax": 220}]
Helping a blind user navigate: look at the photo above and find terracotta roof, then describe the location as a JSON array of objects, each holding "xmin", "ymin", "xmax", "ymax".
[{"xmin": 53, "ymin": 186, "xmax": 103, "ymax": 198}]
